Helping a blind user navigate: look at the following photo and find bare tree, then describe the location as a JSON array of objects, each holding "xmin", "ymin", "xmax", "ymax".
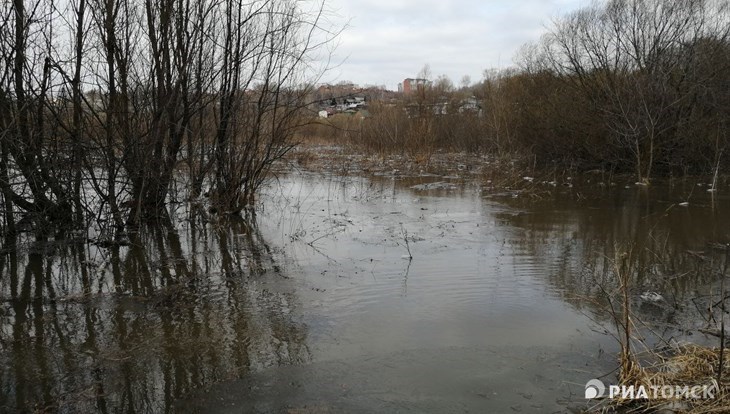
[
  {"xmin": 0, "ymin": 0, "xmax": 339, "ymax": 234},
  {"xmin": 211, "ymin": 0, "xmax": 334, "ymax": 212},
  {"xmin": 542, "ymin": 0, "xmax": 730, "ymax": 180}
]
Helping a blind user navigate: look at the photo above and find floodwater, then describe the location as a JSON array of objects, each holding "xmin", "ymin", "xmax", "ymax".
[{"xmin": 1, "ymin": 170, "xmax": 729, "ymax": 413}]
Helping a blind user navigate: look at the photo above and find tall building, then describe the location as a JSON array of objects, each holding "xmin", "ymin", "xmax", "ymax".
[{"xmin": 401, "ymin": 78, "xmax": 431, "ymax": 94}]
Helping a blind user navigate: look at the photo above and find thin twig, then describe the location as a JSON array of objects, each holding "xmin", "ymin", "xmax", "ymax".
[{"xmin": 400, "ymin": 223, "xmax": 413, "ymax": 260}]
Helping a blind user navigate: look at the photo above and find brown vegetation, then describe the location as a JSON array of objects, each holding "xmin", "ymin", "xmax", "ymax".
[{"xmin": 313, "ymin": 0, "xmax": 730, "ymax": 184}]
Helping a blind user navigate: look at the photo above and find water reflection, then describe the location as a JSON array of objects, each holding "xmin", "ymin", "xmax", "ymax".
[
  {"xmin": 493, "ymin": 180, "xmax": 730, "ymax": 333},
  {"xmin": 2, "ymin": 173, "xmax": 730, "ymax": 413},
  {"xmin": 0, "ymin": 215, "xmax": 309, "ymax": 413}
]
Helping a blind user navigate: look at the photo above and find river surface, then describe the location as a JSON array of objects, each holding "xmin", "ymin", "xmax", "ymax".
[{"xmin": 1, "ymin": 170, "xmax": 729, "ymax": 413}]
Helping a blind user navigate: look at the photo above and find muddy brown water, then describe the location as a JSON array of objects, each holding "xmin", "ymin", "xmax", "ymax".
[{"xmin": 1, "ymin": 171, "xmax": 729, "ymax": 413}]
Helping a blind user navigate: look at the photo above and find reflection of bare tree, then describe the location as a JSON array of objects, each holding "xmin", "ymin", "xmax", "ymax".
[
  {"xmin": 496, "ymin": 187, "xmax": 730, "ymax": 327},
  {"xmin": 0, "ymin": 215, "xmax": 309, "ymax": 412}
]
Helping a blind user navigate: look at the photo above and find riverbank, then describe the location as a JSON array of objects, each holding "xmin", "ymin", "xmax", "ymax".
[{"xmin": 285, "ymin": 140, "xmax": 730, "ymax": 197}]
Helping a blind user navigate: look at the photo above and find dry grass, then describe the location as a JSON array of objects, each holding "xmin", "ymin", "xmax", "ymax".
[
  {"xmin": 610, "ymin": 344, "xmax": 729, "ymax": 413},
  {"xmin": 282, "ymin": 140, "xmax": 578, "ymax": 205},
  {"xmin": 599, "ymin": 245, "xmax": 730, "ymax": 414}
]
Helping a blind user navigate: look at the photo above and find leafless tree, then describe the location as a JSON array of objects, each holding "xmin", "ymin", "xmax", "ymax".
[
  {"xmin": 542, "ymin": 0, "xmax": 730, "ymax": 180},
  {"xmin": 0, "ymin": 0, "xmax": 338, "ymax": 235}
]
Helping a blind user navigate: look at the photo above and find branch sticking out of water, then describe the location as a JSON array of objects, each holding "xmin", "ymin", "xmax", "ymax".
[{"xmin": 400, "ymin": 223, "xmax": 413, "ymax": 261}]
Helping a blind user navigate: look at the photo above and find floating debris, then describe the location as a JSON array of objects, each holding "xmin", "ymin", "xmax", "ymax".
[
  {"xmin": 410, "ymin": 182, "xmax": 458, "ymax": 191},
  {"xmin": 640, "ymin": 291, "xmax": 664, "ymax": 302}
]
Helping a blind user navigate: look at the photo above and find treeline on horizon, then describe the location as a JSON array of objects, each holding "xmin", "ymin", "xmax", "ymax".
[{"xmin": 332, "ymin": 0, "xmax": 730, "ymax": 181}]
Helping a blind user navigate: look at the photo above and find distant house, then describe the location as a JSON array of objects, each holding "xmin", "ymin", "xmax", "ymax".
[{"xmin": 458, "ymin": 96, "xmax": 482, "ymax": 115}]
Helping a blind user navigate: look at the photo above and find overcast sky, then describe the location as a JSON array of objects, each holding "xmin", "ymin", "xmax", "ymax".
[{"xmin": 320, "ymin": 0, "xmax": 587, "ymax": 90}]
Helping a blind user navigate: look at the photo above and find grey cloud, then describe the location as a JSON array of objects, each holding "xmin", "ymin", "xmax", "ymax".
[{"xmin": 322, "ymin": 0, "xmax": 587, "ymax": 89}]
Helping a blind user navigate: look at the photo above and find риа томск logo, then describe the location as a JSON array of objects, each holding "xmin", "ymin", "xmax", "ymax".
[{"xmin": 585, "ymin": 378, "xmax": 717, "ymax": 400}]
